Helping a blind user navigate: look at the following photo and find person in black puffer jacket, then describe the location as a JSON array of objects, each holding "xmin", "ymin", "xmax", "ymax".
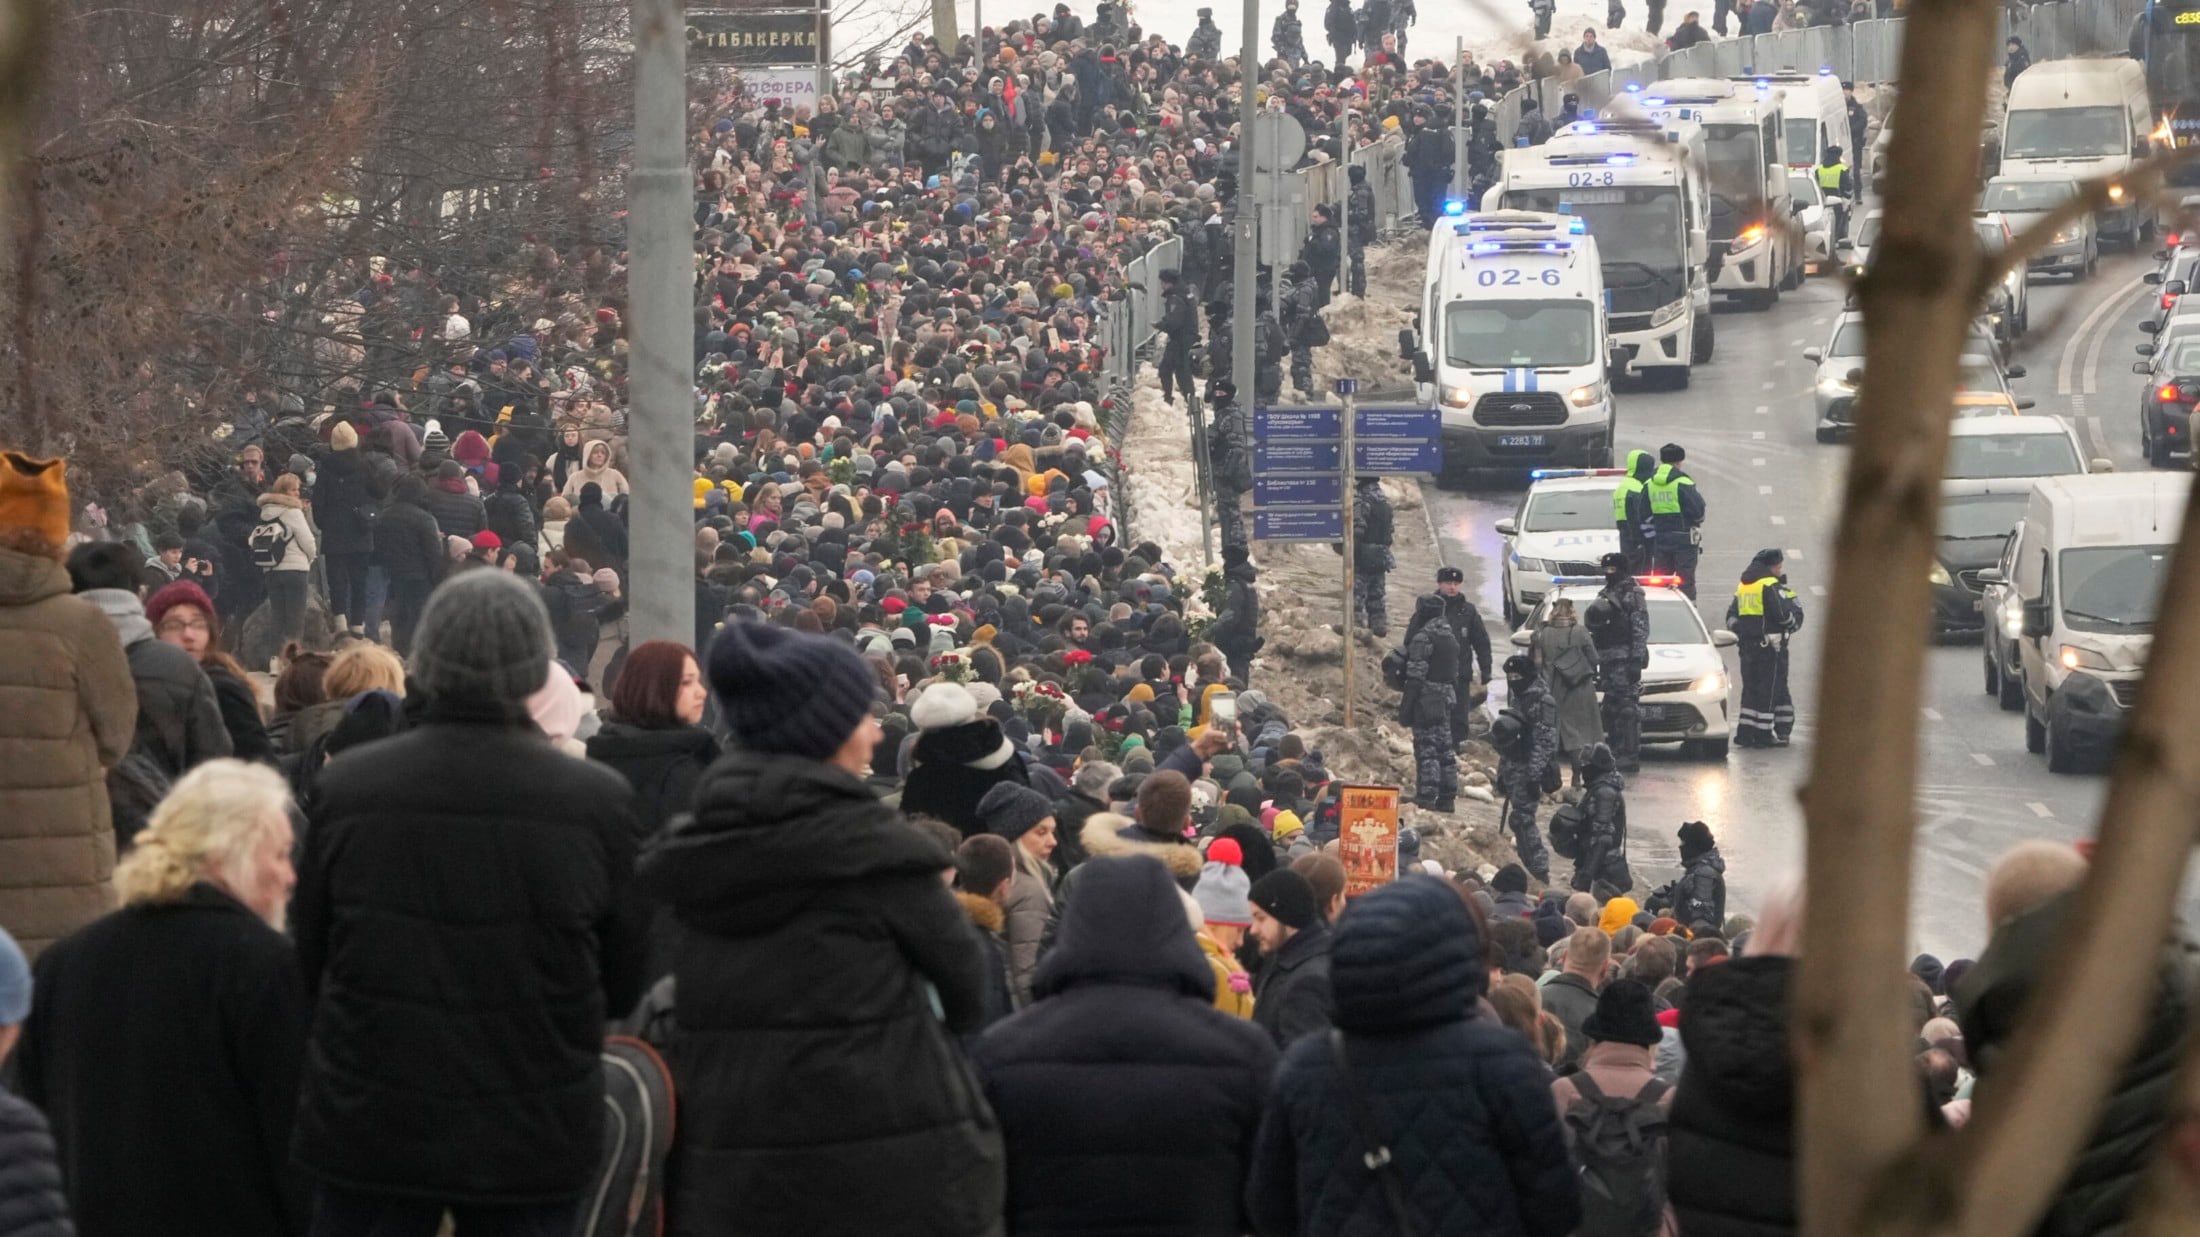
[
  {"xmin": 370, "ymin": 474, "xmax": 445, "ymax": 654},
  {"xmin": 313, "ymin": 422, "xmax": 385, "ymax": 630},
  {"xmin": 0, "ymin": 925, "xmax": 72, "ymax": 1237},
  {"xmin": 900, "ymin": 681, "xmax": 1031, "ymax": 837},
  {"xmin": 1667, "ymin": 909, "xmax": 1800, "ymax": 1237},
  {"xmin": 973, "ymin": 854, "xmax": 1278, "ymax": 1236},
  {"xmin": 482, "ymin": 467, "xmax": 538, "ymax": 553},
  {"xmin": 1248, "ymin": 877, "xmax": 1580, "ymax": 1237},
  {"xmin": 423, "ymin": 460, "xmax": 485, "ymax": 539},
  {"xmin": 640, "ymin": 622, "xmax": 1003, "ymax": 1237},
  {"xmin": 292, "ymin": 572, "xmax": 647, "ymax": 1228}
]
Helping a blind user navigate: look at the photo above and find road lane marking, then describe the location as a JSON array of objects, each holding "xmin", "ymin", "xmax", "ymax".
[
  {"xmin": 2057, "ymin": 274, "xmax": 2146, "ymax": 395},
  {"xmin": 1809, "ymin": 584, "xmax": 1826, "ymax": 595},
  {"xmin": 1922, "ymin": 707, "xmax": 1942, "ymax": 721},
  {"xmin": 1785, "ymin": 549, "xmax": 1804, "ymax": 558},
  {"xmin": 2028, "ymin": 801, "xmax": 2054, "ymax": 819},
  {"xmin": 1972, "ymin": 752, "xmax": 1996, "ymax": 766},
  {"xmin": 1769, "ymin": 515, "xmax": 1786, "ymax": 525},
  {"xmin": 1790, "ymin": 338, "xmax": 1806, "ymax": 345},
  {"xmin": 1752, "ymin": 457, "xmax": 1766, "ymax": 466},
  {"xmin": 1759, "ymin": 485, "xmax": 1773, "ymax": 494},
  {"xmin": 1761, "ymin": 381, "xmax": 1777, "ymax": 390},
  {"xmin": 1755, "ymin": 404, "xmax": 1769, "ymax": 414}
]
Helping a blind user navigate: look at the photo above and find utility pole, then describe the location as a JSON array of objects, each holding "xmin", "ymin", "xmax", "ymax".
[
  {"xmin": 1452, "ymin": 36, "xmax": 1468, "ymax": 200},
  {"xmin": 1340, "ymin": 378, "xmax": 1358, "ymax": 728},
  {"xmin": 628, "ymin": 0, "xmax": 693, "ymax": 650},
  {"xmin": 1339, "ymin": 98, "xmax": 1351, "ymax": 293},
  {"xmin": 1231, "ymin": 0, "xmax": 1258, "ymax": 439},
  {"xmin": 933, "ymin": 0, "xmax": 959, "ymax": 49}
]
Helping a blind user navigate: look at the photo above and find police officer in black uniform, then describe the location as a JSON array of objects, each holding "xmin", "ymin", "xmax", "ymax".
[
  {"xmin": 1495, "ymin": 654, "xmax": 1558, "ymax": 880},
  {"xmin": 1434, "ymin": 566, "xmax": 1492, "ymax": 744},
  {"xmin": 1401, "ymin": 594, "xmax": 1460, "ymax": 811},
  {"xmin": 1646, "ymin": 441, "xmax": 1706, "ymax": 599},
  {"xmin": 1587, "ymin": 551, "xmax": 1649, "ymax": 772},
  {"xmin": 1729, "ymin": 547, "xmax": 1803, "ymax": 747},
  {"xmin": 1158, "ymin": 267, "xmax": 1200, "ymax": 406},
  {"xmin": 1347, "ymin": 165, "xmax": 1377, "ymax": 296}
]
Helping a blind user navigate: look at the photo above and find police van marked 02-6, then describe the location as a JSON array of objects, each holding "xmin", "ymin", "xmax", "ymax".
[{"xmin": 1401, "ymin": 210, "xmax": 1617, "ymax": 476}]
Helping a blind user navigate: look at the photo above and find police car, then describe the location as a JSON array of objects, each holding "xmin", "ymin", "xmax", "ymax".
[
  {"xmin": 1493, "ymin": 467, "xmax": 1626, "ymax": 627},
  {"xmin": 1507, "ymin": 576, "xmax": 1738, "ymax": 759}
]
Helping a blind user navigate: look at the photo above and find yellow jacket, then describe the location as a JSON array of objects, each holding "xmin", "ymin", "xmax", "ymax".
[{"xmin": 1200, "ymin": 932, "xmax": 1256, "ymax": 1018}]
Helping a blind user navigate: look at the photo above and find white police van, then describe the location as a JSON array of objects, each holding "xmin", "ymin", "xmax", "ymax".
[
  {"xmin": 1401, "ymin": 210, "xmax": 1617, "ymax": 478},
  {"xmin": 1494, "ymin": 467, "xmax": 1628, "ymax": 626}
]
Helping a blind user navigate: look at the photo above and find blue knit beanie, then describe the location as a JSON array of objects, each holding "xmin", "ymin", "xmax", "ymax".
[{"xmin": 708, "ymin": 621, "xmax": 878, "ymax": 761}]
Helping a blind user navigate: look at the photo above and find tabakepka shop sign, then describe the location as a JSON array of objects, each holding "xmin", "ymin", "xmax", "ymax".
[{"xmin": 688, "ymin": 12, "xmax": 826, "ymax": 67}]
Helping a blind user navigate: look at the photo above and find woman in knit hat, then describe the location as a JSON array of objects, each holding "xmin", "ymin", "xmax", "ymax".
[
  {"xmin": 978, "ymin": 779, "xmax": 1057, "ymax": 1006},
  {"xmin": 148, "ymin": 579, "xmax": 271, "ymax": 763},
  {"xmin": 637, "ymin": 622, "xmax": 1002, "ymax": 1235},
  {"xmin": 1193, "ymin": 837, "xmax": 1256, "ymax": 1017}
]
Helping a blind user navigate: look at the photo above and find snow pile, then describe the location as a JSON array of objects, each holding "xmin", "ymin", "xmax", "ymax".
[
  {"xmin": 1118, "ymin": 386, "xmax": 1211, "ymax": 569},
  {"xmin": 1312, "ymin": 243, "xmax": 1425, "ymax": 395}
]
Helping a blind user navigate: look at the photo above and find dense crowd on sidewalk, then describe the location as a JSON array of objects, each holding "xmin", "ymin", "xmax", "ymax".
[{"xmin": 0, "ymin": 3, "xmax": 2182, "ymax": 1236}]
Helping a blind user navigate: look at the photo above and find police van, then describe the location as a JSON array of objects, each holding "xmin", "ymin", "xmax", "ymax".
[
  {"xmin": 1494, "ymin": 467, "xmax": 1627, "ymax": 626},
  {"xmin": 1401, "ymin": 210, "xmax": 1617, "ymax": 477},
  {"xmin": 1487, "ymin": 119, "xmax": 1713, "ymax": 383},
  {"xmin": 1744, "ymin": 69, "xmax": 1850, "ymax": 170},
  {"xmin": 1641, "ymin": 79, "xmax": 1806, "ymax": 308}
]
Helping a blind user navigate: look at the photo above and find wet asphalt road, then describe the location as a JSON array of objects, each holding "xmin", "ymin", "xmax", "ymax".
[{"xmin": 1419, "ymin": 248, "xmax": 2173, "ymax": 959}]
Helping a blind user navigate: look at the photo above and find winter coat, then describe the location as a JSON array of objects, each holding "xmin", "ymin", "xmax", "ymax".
[
  {"xmin": 824, "ymin": 120, "xmax": 870, "ymax": 169},
  {"xmin": 900, "ymin": 718, "xmax": 1030, "ymax": 837},
  {"xmin": 1540, "ymin": 971, "xmax": 1600, "ymax": 1067},
  {"xmin": 1443, "ymin": 592, "xmax": 1494, "ymax": 683},
  {"xmin": 371, "ymin": 476, "xmax": 446, "ymax": 582},
  {"xmin": 0, "ymin": 549, "xmax": 134, "ymax": 960},
  {"xmin": 313, "ymin": 448, "xmax": 381, "ymax": 555},
  {"xmin": 568, "ymin": 494, "xmax": 628, "ymax": 571},
  {"xmin": 638, "ymin": 750, "xmax": 1005, "ymax": 1237},
  {"xmin": 254, "ymin": 493, "xmax": 318, "ymax": 573},
  {"xmin": 973, "ymin": 855, "xmax": 1279, "ymax": 1236},
  {"xmin": 0, "ymin": 1092, "xmax": 69, "ymax": 1237},
  {"xmin": 1651, "ymin": 847, "xmax": 1727, "ymax": 930},
  {"xmin": 78, "ymin": 587, "xmax": 230, "ymax": 812},
  {"xmin": 292, "ymin": 695, "xmax": 647, "ymax": 1204},
  {"xmin": 1002, "ymin": 862, "xmax": 1052, "ymax": 1007},
  {"xmin": 1955, "ymin": 892, "xmax": 2196, "ymax": 1237},
  {"xmin": 1499, "ymin": 677, "xmax": 1560, "ymax": 790},
  {"xmin": 584, "ymin": 720, "xmax": 717, "ymax": 838},
  {"xmin": 21, "ymin": 884, "xmax": 309, "ymax": 1237},
  {"xmin": 207, "ymin": 664, "xmax": 272, "ymax": 765},
  {"xmin": 1325, "ymin": 0, "xmax": 1358, "ymax": 49},
  {"xmin": 538, "ymin": 517, "xmax": 567, "ymax": 559},
  {"xmin": 423, "ymin": 474, "xmax": 486, "ymax": 540},
  {"xmin": 958, "ymin": 891, "xmax": 1018, "ymax": 1030},
  {"xmin": 1210, "ymin": 561, "xmax": 1261, "ymax": 657},
  {"xmin": 1532, "ymin": 620, "xmax": 1601, "ymax": 756},
  {"xmin": 1302, "ymin": 221, "xmax": 1342, "ymax": 282},
  {"xmin": 1667, "ymin": 955, "xmax": 1797, "ymax": 1237},
  {"xmin": 1253, "ymin": 920, "xmax": 1335, "ymax": 1052},
  {"xmin": 1551, "ymin": 1038, "xmax": 1675, "ymax": 1237},
  {"xmin": 1593, "ymin": 576, "xmax": 1651, "ymax": 665},
  {"xmin": 484, "ymin": 486, "xmax": 538, "ymax": 552},
  {"xmin": 1202, "ymin": 931, "xmax": 1256, "ymax": 1017},
  {"xmin": 1401, "ymin": 613, "xmax": 1459, "ymax": 728},
  {"xmin": 1571, "ymin": 753, "xmax": 1629, "ymax": 897},
  {"xmin": 1273, "ymin": 10, "xmax": 1308, "ymax": 61},
  {"xmin": 1574, "ymin": 41, "xmax": 1613, "ymax": 71},
  {"xmin": 562, "ymin": 440, "xmax": 629, "ymax": 503},
  {"xmin": 541, "ymin": 570, "xmax": 607, "ymax": 675},
  {"xmin": 1247, "ymin": 877, "xmax": 1580, "ymax": 1237}
]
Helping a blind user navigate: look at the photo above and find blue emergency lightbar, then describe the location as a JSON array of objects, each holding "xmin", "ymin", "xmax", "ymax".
[
  {"xmin": 1569, "ymin": 217, "xmax": 1587, "ymax": 233},
  {"xmin": 1643, "ymin": 97, "xmax": 1665, "ymax": 105},
  {"xmin": 1469, "ymin": 241, "xmax": 1502, "ymax": 254},
  {"xmin": 1529, "ymin": 467, "xmax": 1627, "ymax": 479},
  {"xmin": 1624, "ymin": 82, "xmax": 1641, "ymax": 92},
  {"xmin": 1606, "ymin": 153, "xmax": 1636, "ymax": 165},
  {"xmin": 1441, "ymin": 198, "xmax": 1468, "ymax": 216},
  {"xmin": 1818, "ymin": 65, "xmax": 1834, "ymax": 74},
  {"xmin": 1754, "ymin": 77, "xmax": 1770, "ymax": 89}
]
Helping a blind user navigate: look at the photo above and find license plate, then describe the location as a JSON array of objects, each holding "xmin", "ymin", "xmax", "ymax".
[{"xmin": 1497, "ymin": 433, "xmax": 1548, "ymax": 448}]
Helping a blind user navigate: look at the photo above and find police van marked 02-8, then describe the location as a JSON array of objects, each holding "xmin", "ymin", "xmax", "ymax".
[{"xmin": 1401, "ymin": 210, "xmax": 1618, "ymax": 477}]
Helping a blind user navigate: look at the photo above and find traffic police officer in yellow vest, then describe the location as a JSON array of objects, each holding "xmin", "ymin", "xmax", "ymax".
[
  {"xmin": 1646, "ymin": 442, "xmax": 1707, "ymax": 599},
  {"xmin": 1727, "ymin": 547, "xmax": 1804, "ymax": 748},
  {"xmin": 1613, "ymin": 448, "xmax": 1656, "ymax": 573},
  {"xmin": 1817, "ymin": 145, "xmax": 1855, "ymax": 242}
]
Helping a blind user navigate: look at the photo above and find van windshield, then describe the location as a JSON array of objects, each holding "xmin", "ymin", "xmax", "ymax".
[
  {"xmin": 1982, "ymin": 178, "xmax": 2079, "ymax": 211},
  {"xmin": 1944, "ymin": 432, "xmax": 2081, "ymax": 478},
  {"xmin": 1446, "ymin": 301, "xmax": 1596, "ymax": 368},
  {"xmin": 1786, "ymin": 118, "xmax": 1819, "ymax": 164},
  {"xmin": 1523, "ymin": 487, "xmax": 1617, "ymax": 532},
  {"xmin": 2003, "ymin": 106, "xmax": 2127, "ymax": 159},
  {"xmin": 2058, "ymin": 544, "xmax": 2169, "ymax": 633}
]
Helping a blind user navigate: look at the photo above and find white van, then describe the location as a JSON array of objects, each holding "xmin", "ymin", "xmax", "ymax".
[
  {"xmin": 2001, "ymin": 59, "xmax": 2154, "ymax": 247},
  {"xmin": 1744, "ymin": 70, "xmax": 1850, "ymax": 169},
  {"xmin": 1988, "ymin": 472, "xmax": 2189, "ymax": 772},
  {"xmin": 1642, "ymin": 79, "xmax": 1805, "ymax": 307},
  {"xmin": 1404, "ymin": 211, "xmax": 1616, "ymax": 471}
]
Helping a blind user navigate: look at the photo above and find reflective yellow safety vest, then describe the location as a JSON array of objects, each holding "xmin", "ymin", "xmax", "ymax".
[
  {"xmin": 1817, "ymin": 161, "xmax": 1848, "ymax": 191},
  {"xmin": 1735, "ymin": 577, "xmax": 1768, "ymax": 616},
  {"xmin": 1647, "ymin": 465, "xmax": 1690, "ymax": 516}
]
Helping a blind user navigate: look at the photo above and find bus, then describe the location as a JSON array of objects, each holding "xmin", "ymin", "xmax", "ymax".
[{"xmin": 2139, "ymin": 0, "xmax": 2200, "ymax": 185}]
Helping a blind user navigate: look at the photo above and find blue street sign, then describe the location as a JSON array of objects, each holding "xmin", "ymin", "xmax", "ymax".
[
  {"xmin": 1253, "ymin": 407, "xmax": 1342, "ymax": 441},
  {"xmin": 1255, "ymin": 440, "xmax": 1343, "ymax": 472},
  {"xmin": 1256, "ymin": 508, "xmax": 1346, "ymax": 541},
  {"xmin": 1254, "ymin": 473, "xmax": 1344, "ymax": 508},
  {"xmin": 1356, "ymin": 439, "xmax": 1444, "ymax": 473},
  {"xmin": 1355, "ymin": 406, "xmax": 1441, "ymax": 440}
]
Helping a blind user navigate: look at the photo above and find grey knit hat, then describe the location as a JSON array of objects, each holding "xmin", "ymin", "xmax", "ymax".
[
  {"xmin": 978, "ymin": 781, "xmax": 1054, "ymax": 842},
  {"xmin": 410, "ymin": 571, "xmax": 553, "ymax": 707}
]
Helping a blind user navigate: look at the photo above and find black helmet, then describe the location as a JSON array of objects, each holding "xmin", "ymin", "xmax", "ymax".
[
  {"xmin": 1586, "ymin": 596, "xmax": 1618, "ymax": 630},
  {"xmin": 1489, "ymin": 710, "xmax": 1525, "ymax": 753}
]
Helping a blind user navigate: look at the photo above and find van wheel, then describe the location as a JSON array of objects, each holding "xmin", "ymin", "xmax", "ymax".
[
  {"xmin": 1983, "ymin": 647, "xmax": 2000, "ymax": 696},
  {"xmin": 2149, "ymin": 431, "xmax": 2174, "ymax": 468},
  {"xmin": 2024, "ymin": 699, "xmax": 2047, "ymax": 754},
  {"xmin": 1999, "ymin": 658, "xmax": 2024, "ymax": 711},
  {"xmin": 1691, "ymin": 316, "xmax": 1715, "ymax": 365},
  {"xmin": 2044, "ymin": 710, "xmax": 2079, "ymax": 774},
  {"xmin": 1815, "ymin": 426, "xmax": 1838, "ymax": 444}
]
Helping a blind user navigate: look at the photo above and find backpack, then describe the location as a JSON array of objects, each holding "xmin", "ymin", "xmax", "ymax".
[
  {"xmin": 248, "ymin": 514, "xmax": 293, "ymax": 570},
  {"xmin": 1564, "ymin": 1073, "xmax": 1671, "ymax": 1237},
  {"xmin": 577, "ymin": 1035, "xmax": 677, "ymax": 1237},
  {"xmin": 1381, "ymin": 647, "xmax": 1408, "ymax": 691},
  {"xmin": 1548, "ymin": 801, "xmax": 1585, "ymax": 860}
]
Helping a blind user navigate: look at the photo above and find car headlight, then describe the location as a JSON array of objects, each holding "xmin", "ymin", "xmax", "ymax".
[
  {"xmin": 1650, "ymin": 299, "xmax": 1687, "ymax": 327},
  {"xmin": 2051, "ymin": 228, "xmax": 2074, "ymax": 244},
  {"xmin": 2108, "ymin": 183, "xmax": 2127, "ymax": 203},
  {"xmin": 1817, "ymin": 375, "xmax": 1857, "ymax": 395},
  {"xmin": 1513, "ymin": 555, "xmax": 1552, "ymax": 574},
  {"xmin": 1737, "ymin": 223, "xmax": 1766, "ymax": 247},
  {"xmin": 1568, "ymin": 383, "xmax": 1604, "ymax": 408},
  {"xmin": 1928, "ymin": 561, "xmax": 1952, "ymax": 586},
  {"xmin": 1690, "ymin": 671, "xmax": 1728, "ymax": 695},
  {"xmin": 1442, "ymin": 385, "xmax": 1473, "ymax": 408},
  {"xmin": 2059, "ymin": 643, "xmax": 2114, "ymax": 671}
]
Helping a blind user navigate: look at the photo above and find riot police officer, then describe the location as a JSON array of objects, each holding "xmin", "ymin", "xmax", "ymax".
[
  {"xmin": 1646, "ymin": 441, "xmax": 1706, "ymax": 598},
  {"xmin": 1281, "ymin": 260, "xmax": 1321, "ymax": 396},
  {"xmin": 1615, "ymin": 448, "xmax": 1656, "ymax": 573},
  {"xmin": 1495, "ymin": 653, "xmax": 1557, "ymax": 880},
  {"xmin": 1188, "ymin": 7, "xmax": 1224, "ymax": 58},
  {"xmin": 1435, "ymin": 566, "xmax": 1492, "ymax": 739},
  {"xmin": 1587, "ymin": 551, "xmax": 1649, "ymax": 772},
  {"xmin": 1158, "ymin": 267, "xmax": 1200, "ymax": 406},
  {"xmin": 1254, "ymin": 268, "xmax": 1286, "ymax": 402},
  {"xmin": 1272, "ymin": 0, "xmax": 1310, "ymax": 66},
  {"xmin": 1347, "ymin": 164, "xmax": 1377, "ymax": 296},
  {"xmin": 1729, "ymin": 547, "xmax": 1804, "ymax": 747},
  {"xmin": 1352, "ymin": 476, "xmax": 1394, "ymax": 635},
  {"xmin": 1207, "ymin": 378, "xmax": 1252, "ymax": 551},
  {"xmin": 1401, "ymin": 594, "xmax": 1460, "ymax": 811}
]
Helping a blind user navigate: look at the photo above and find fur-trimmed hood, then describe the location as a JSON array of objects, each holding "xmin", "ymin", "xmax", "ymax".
[
  {"xmin": 956, "ymin": 890, "xmax": 1006, "ymax": 934},
  {"xmin": 1079, "ymin": 811, "xmax": 1202, "ymax": 880}
]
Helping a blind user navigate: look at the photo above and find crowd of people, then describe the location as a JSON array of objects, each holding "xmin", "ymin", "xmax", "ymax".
[{"xmin": 0, "ymin": 2, "xmax": 2164, "ymax": 1237}]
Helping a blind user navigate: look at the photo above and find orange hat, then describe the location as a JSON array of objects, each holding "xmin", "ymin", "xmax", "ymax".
[{"xmin": 0, "ymin": 451, "xmax": 70, "ymax": 549}]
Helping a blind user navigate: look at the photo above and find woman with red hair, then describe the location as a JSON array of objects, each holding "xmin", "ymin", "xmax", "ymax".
[{"xmin": 584, "ymin": 639, "xmax": 718, "ymax": 838}]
